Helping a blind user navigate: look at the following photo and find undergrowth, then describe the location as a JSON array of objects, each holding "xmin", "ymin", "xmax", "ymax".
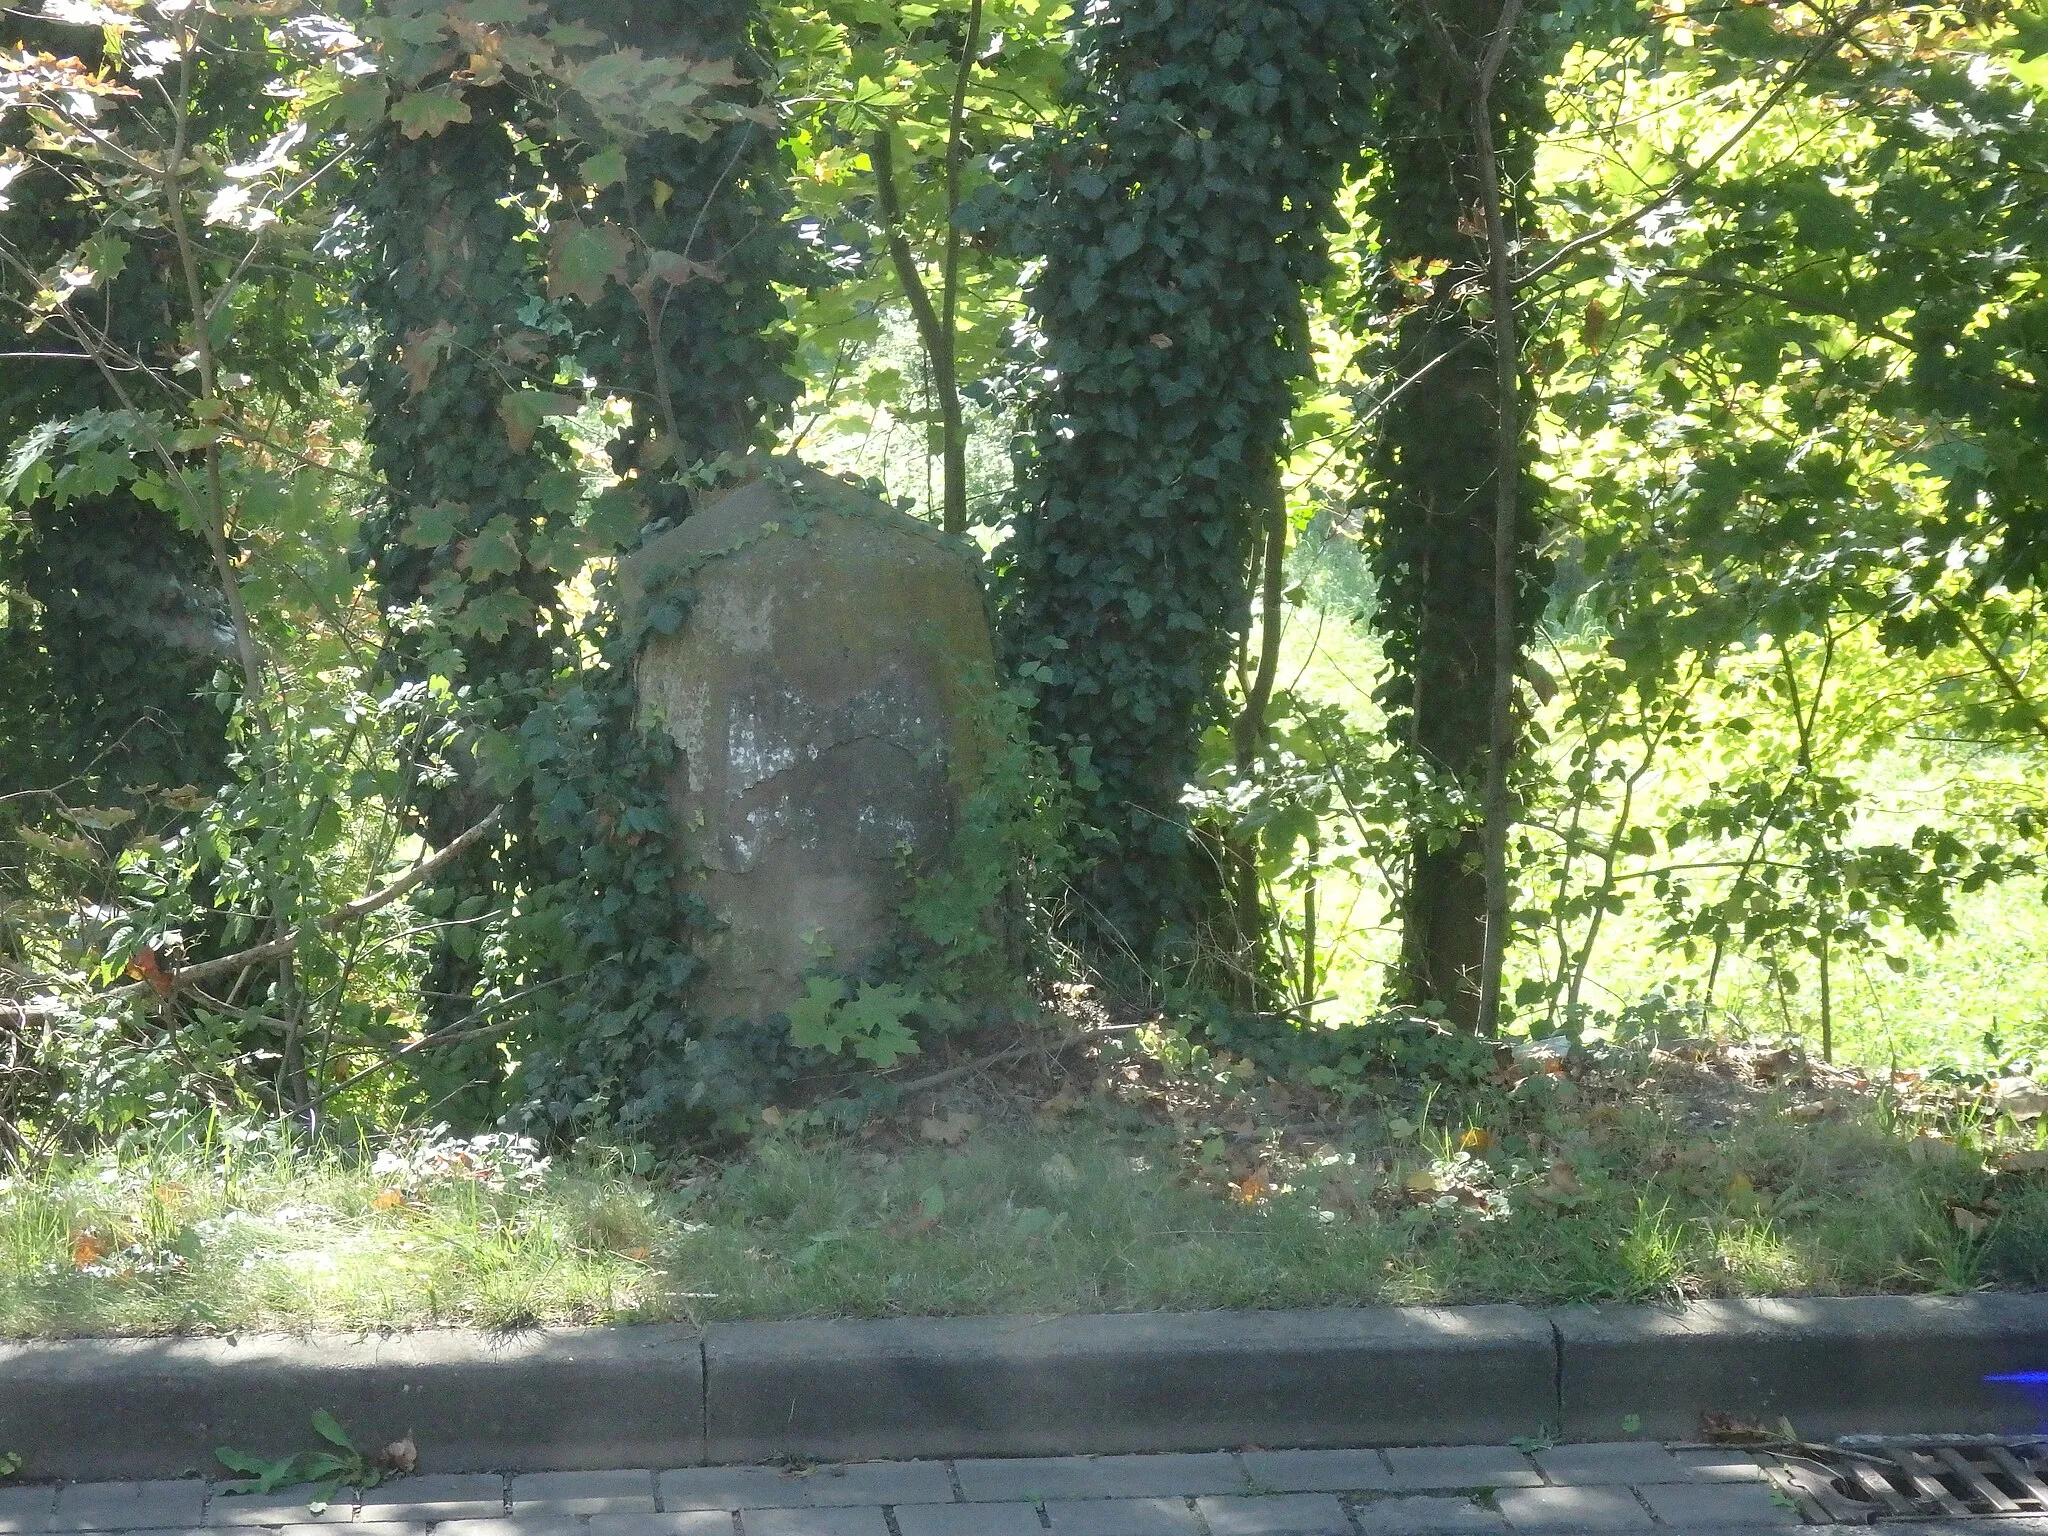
[{"xmin": 5, "ymin": 1031, "xmax": 2045, "ymax": 1338}]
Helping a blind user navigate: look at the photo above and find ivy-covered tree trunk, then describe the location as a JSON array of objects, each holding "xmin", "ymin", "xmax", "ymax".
[
  {"xmin": 1361, "ymin": 0, "xmax": 1547, "ymax": 1030},
  {"xmin": 995, "ymin": 0, "xmax": 1373, "ymax": 971},
  {"xmin": 355, "ymin": 87, "xmax": 582, "ymax": 1117},
  {"xmin": 551, "ymin": 0, "xmax": 799, "ymax": 512},
  {"xmin": 352, "ymin": 2, "xmax": 799, "ymax": 1132}
]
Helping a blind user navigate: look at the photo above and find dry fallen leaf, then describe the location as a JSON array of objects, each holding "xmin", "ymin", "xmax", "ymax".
[
  {"xmin": 371, "ymin": 1189, "xmax": 406, "ymax": 1212},
  {"xmin": 377, "ymin": 1434, "xmax": 417, "ymax": 1475},
  {"xmin": 1460, "ymin": 1127, "xmax": 1494, "ymax": 1153},
  {"xmin": 1698, "ymin": 1411, "xmax": 1777, "ymax": 1445},
  {"xmin": 918, "ymin": 1111, "xmax": 979, "ymax": 1146},
  {"xmin": 1993, "ymin": 1077, "xmax": 2048, "ymax": 1121},
  {"xmin": 69, "ymin": 1230, "xmax": 111, "ymax": 1267},
  {"xmin": 1403, "ymin": 1168, "xmax": 1443, "ymax": 1196},
  {"xmin": 1538, "ymin": 1160, "xmax": 1583, "ymax": 1200},
  {"xmin": 1908, "ymin": 1133, "xmax": 1962, "ymax": 1165},
  {"xmin": 1231, "ymin": 1170, "xmax": 1271, "ymax": 1204}
]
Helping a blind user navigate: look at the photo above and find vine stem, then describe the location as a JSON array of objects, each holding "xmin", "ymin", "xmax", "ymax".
[{"xmin": 163, "ymin": 22, "xmax": 266, "ymax": 709}]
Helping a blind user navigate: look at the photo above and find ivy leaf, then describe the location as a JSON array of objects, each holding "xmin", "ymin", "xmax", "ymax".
[{"xmin": 390, "ymin": 86, "xmax": 472, "ymax": 139}]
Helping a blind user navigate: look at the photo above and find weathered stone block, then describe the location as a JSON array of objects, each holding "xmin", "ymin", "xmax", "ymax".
[{"xmin": 627, "ymin": 460, "xmax": 994, "ymax": 1024}]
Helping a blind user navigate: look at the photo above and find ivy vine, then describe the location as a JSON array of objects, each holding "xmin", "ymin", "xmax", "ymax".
[
  {"xmin": 983, "ymin": 0, "xmax": 1377, "ymax": 963},
  {"xmin": 346, "ymin": 0, "xmax": 803, "ymax": 1139}
]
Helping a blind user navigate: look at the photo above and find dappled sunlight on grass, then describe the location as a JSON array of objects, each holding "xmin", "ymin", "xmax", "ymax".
[{"xmin": 6, "ymin": 1031, "xmax": 2048, "ymax": 1337}]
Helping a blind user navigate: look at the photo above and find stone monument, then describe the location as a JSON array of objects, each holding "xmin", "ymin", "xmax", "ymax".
[{"xmin": 625, "ymin": 459, "xmax": 995, "ymax": 1024}]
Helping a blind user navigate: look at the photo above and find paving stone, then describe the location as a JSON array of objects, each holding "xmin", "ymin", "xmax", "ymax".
[
  {"xmin": 1634, "ymin": 1483, "xmax": 1797, "ymax": 1528},
  {"xmin": 208, "ymin": 1488, "xmax": 354, "ymax": 1526},
  {"xmin": 359, "ymin": 1476, "xmax": 506, "ymax": 1523},
  {"xmin": 791, "ymin": 1464, "xmax": 953, "ymax": 1509},
  {"xmin": 1041, "ymin": 1500, "xmax": 1197, "ymax": 1536},
  {"xmin": 277, "ymin": 1526, "xmax": 424, "ymax": 1536},
  {"xmin": 662, "ymin": 1472, "xmax": 814, "ymax": 1513},
  {"xmin": 1532, "ymin": 1444, "xmax": 1687, "ymax": 1486},
  {"xmin": 1240, "ymin": 1452, "xmax": 1392, "ymax": 1494},
  {"xmin": 0, "ymin": 1487, "xmax": 58, "ymax": 1534},
  {"xmin": 1380, "ymin": 1450, "xmax": 1540, "ymax": 1493},
  {"xmin": 54, "ymin": 1482, "xmax": 207, "ymax": 1531},
  {"xmin": 1666, "ymin": 1450, "xmax": 1766, "ymax": 1484},
  {"xmin": 739, "ymin": 1509, "xmax": 889, "ymax": 1536},
  {"xmin": 1349, "ymin": 1496, "xmax": 1503, "ymax": 1536},
  {"xmin": 1195, "ymin": 1494, "xmax": 1349, "ymax": 1536},
  {"xmin": 891, "ymin": 1504, "xmax": 1043, "ymax": 1536},
  {"xmin": 1492, "ymin": 1486, "xmax": 1651, "ymax": 1531},
  {"xmin": 513, "ymin": 1473, "xmax": 657, "ymax": 1517},
  {"xmin": 957, "ymin": 1458, "xmax": 1243, "ymax": 1504},
  {"xmin": 589, "ymin": 1515, "xmax": 735, "ymax": 1536},
  {"xmin": 432, "ymin": 1520, "xmax": 582, "ymax": 1536}
]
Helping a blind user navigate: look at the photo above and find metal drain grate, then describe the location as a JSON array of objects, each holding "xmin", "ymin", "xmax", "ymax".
[{"xmin": 1764, "ymin": 1437, "xmax": 2048, "ymax": 1522}]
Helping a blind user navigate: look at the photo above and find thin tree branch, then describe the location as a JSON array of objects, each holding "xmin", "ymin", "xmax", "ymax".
[
  {"xmin": 1515, "ymin": 0, "xmax": 1879, "ymax": 291},
  {"xmin": 115, "ymin": 809, "xmax": 504, "ymax": 999}
]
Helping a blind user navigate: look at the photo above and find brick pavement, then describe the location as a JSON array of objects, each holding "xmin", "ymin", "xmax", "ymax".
[{"xmin": 0, "ymin": 1443, "xmax": 2039, "ymax": 1536}]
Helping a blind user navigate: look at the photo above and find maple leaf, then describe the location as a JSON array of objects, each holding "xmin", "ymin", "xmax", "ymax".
[
  {"xmin": 391, "ymin": 86, "xmax": 471, "ymax": 138},
  {"xmin": 398, "ymin": 321, "xmax": 455, "ymax": 398},
  {"xmin": 547, "ymin": 220, "xmax": 632, "ymax": 305}
]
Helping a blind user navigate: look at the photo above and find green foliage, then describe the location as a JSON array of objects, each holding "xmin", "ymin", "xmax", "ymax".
[
  {"xmin": 985, "ymin": 0, "xmax": 1378, "ymax": 963},
  {"xmin": 899, "ymin": 668, "xmax": 1096, "ymax": 981},
  {"xmin": 787, "ymin": 977, "xmax": 921, "ymax": 1067},
  {"xmin": 1348, "ymin": 0, "xmax": 1562, "ymax": 1023},
  {"xmin": 216, "ymin": 1411, "xmax": 384, "ymax": 1503}
]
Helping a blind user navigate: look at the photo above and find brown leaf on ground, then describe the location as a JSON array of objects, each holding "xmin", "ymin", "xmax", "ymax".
[
  {"xmin": 1994, "ymin": 1077, "xmax": 2048, "ymax": 1120},
  {"xmin": 918, "ymin": 1111, "xmax": 978, "ymax": 1145},
  {"xmin": 1699, "ymin": 1411, "xmax": 1777, "ymax": 1444},
  {"xmin": 1533, "ymin": 1159, "xmax": 1582, "ymax": 1201},
  {"xmin": 377, "ymin": 1434, "xmax": 417, "ymax": 1475}
]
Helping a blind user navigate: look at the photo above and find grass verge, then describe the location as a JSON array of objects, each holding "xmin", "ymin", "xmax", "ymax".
[{"xmin": 4, "ymin": 1030, "xmax": 2046, "ymax": 1337}]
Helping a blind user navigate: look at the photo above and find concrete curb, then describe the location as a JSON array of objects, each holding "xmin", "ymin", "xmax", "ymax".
[
  {"xmin": 1552, "ymin": 1294, "xmax": 2048, "ymax": 1440},
  {"xmin": 0, "ymin": 1325, "xmax": 703, "ymax": 1481},
  {"xmin": 704, "ymin": 1307, "xmax": 1555, "ymax": 1462},
  {"xmin": 3, "ymin": 1298, "xmax": 2046, "ymax": 1480}
]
